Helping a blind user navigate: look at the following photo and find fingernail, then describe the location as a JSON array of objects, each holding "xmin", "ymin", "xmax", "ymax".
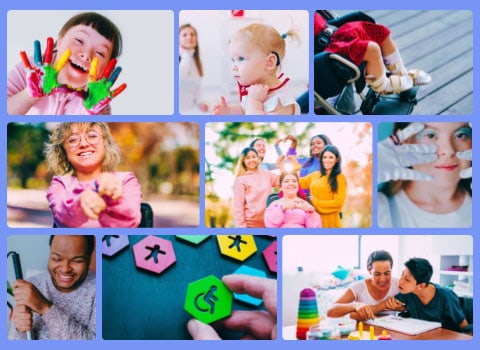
[{"xmin": 187, "ymin": 319, "xmax": 198, "ymax": 337}]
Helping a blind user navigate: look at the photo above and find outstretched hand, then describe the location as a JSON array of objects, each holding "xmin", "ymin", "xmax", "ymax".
[
  {"xmin": 20, "ymin": 37, "xmax": 71, "ymax": 97},
  {"xmin": 187, "ymin": 274, "xmax": 277, "ymax": 340},
  {"xmin": 378, "ymin": 122, "xmax": 438, "ymax": 184},
  {"xmin": 83, "ymin": 57, "xmax": 127, "ymax": 114}
]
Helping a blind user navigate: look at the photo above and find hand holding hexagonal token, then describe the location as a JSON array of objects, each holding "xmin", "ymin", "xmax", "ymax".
[{"xmin": 184, "ymin": 275, "xmax": 233, "ymax": 324}]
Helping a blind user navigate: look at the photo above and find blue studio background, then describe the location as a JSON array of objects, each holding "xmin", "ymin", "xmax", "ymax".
[{"xmin": 1, "ymin": 0, "xmax": 478, "ymax": 349}]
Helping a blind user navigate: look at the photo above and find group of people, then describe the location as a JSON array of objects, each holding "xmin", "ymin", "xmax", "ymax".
[
  {"xmin": 233, "ymin": 134, "xmax": 346, "ymax": 228},
  {"xmin": 327, "ymin": 250, "xmax": 470, "ymax": 333}
]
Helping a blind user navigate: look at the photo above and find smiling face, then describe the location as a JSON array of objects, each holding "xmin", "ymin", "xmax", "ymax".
[
  {"xmin": 63, "ymin": 123, "xmax": 105, "ymax": 180},
  {"xmin": 281, "ymin": 174, "xmax": 300, "ymax": 198},
  {"xmin": 322, "ymin": 151, "xmax": 337, "ymax": 172},
  {"xmin": 55, "ymin": 24, "xmax": 113, "ymax": 89},
  {"xmin": 369, "ymin": 260, "xmax": 392, "ymax": 292},
  {"xmin": 311, "ymin": 136, "xmax": 326, "ymax": 156},
  {"xmin": 405, "ymin": 122, "xmax": 472, "ymax": 185},
  {"xmin": 48, "ymin": 236, "xmax": 90, "ymax": 293},
  {"xmin": 252, "ymin": 139, "xmax": 266, "ymax": 159},
  {"xmin": 179, "ymin": 26, "xmax": 198, "ymax": 50},
  {"xmin": 229, "ymin": 38, "xmax": 268, "ymax": 86},
  {"xmin": 243, "ymin": 150, "xmax": 259, "ymax": 171}
]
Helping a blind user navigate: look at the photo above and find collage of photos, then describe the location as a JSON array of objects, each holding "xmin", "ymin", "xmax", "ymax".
[{"xmin": 2, "ymin": 4, "xmax": 475, "ymax": 348}]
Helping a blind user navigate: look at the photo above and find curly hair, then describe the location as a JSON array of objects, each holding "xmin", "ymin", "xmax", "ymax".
[{"xmin": 44, "ymin": 122, "xmax": 121, "ymax": 175}]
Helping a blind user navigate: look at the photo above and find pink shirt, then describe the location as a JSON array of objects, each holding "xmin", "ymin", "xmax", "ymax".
[
  {"xmin": 7, "ymin": 60, "xmax": 110, "ymax": 115},
  {"xmin": 46, "ymin": 172, "xmax": 142, "ymax": 228},
  {"xmin": 264, "ymin": 204, "xmax": 322, "ymax": 228},
  {"xmin": 233, "ymin": 170, "xmax": 280, "ymax": 228}
]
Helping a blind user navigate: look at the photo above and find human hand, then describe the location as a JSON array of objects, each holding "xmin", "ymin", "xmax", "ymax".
[
  {"xmin": 80, "ymin": 189, "xmax": 107, "ymax": 220},
  {"xmin": 378, "ymin": 122, "xmax": 438, "ymax": 184},
  {"xmin": 213, "ymin": 96, "xmax": 229, "ymax": 115},
  {"xmin": 457, "ymin": 149, "xmax": 472, "ymax": 179},
  {"xmin": 83, "ymin": 58, "xmax": 127, "ymax": 115},
  {"xmin": 13, "ymin": 280, "xmax": 51, "ymax": 315},
  {"xmin": 284, "ymin": 135, "xmax": 298, "ymax": 149},
  {"xmin": 385, "ymin": 297, "xmax": 405, "ymax": 311},
  {"xmin": 11, "ymin": 304, "xmax": 33, "ymax": 333},
  {"xmin": 96, "ymin": 173, "xmax": 123, "ymax": 200},
  {"xmin": 187, "ymin": 274, "xmax": 277, "ymax": 340},
  {"xmin": 294, "ymin": 199, "xmax": 314, "ymax": 213},
  {"xmin": 247, "ymin": 84, "xmax": 269, "ymax": 103},
  {"xmin": 355, "ymin": 304, "xmax": 376, "ymax": 320},
  {"xmin": 20, "ymin": 37, "xmax": 71, "ymax": 97},
  {"xmin": 199, "ymin": 102, "xmax": 209, "ymax": 113}
]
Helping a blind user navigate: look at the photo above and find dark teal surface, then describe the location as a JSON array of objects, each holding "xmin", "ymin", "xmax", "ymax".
[{"xmin": 102, "ymin": 235, "xmax": 277, "ymax": 340}]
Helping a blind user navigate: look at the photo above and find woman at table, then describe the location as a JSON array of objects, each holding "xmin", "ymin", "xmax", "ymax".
[
  {"xmin": 264, "ymin": 171, "xmax": 321, "ymax": 228},
  {"xmin": 327, "ymin": 250, "xmax": 399, "ymax": 321}
]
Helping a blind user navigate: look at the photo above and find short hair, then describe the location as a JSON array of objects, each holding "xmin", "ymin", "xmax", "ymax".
[
  {"xmin": 44, "ymin": 122, "xmax": 121, "ymax": 175},
  {"xmin": 235, "ymin": 147, "xmax": 259, "ymax": 176},
  {"xmin": 49, "ymin": 235, "xmax": 95, "ymax": 257},
  {"xmin": 405, "ymin": 257, "xmax": 433, "ymax": 285},
  {"xmin": 59, "ymin": 12, "xmax": 122, "ymax": 58},
  {"xmin": 366, "ymin": 250, "xmax": 393, "ymax": 270}
]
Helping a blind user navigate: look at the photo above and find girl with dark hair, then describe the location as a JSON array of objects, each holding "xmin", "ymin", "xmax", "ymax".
[
  {"xmin": 378, "ymin": 122, "xmax": 472, "ymax": 227},
  {"xmin": 299, "ymin": 145, "xmax": 346, "ymax": 227},
  {"xmin": 8, "ymin": 12, "xmax": 125, "ymax": 115}
]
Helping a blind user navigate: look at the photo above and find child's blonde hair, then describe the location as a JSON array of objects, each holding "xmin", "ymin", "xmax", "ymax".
[{"xmin": 232, "ymin": 23, "xmax": 298, "ymax": 65}]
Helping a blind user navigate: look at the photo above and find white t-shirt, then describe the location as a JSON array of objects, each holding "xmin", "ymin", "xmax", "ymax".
[
  {"xmin": 349, "ymin": 277, "xmax": 399, "ymax": 305},
  {"xmin": 378, "ymin": 189, "xmax": 472, "ymax": 228}
]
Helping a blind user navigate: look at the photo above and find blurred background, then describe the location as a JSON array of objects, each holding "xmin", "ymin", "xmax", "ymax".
[
  {"xmin": 205, "ymin": 122, "xmax": 372, "ymax": 228},
  {"xmin": 7, "ymin": 122, "xmax": 200, "ymax": 228}
]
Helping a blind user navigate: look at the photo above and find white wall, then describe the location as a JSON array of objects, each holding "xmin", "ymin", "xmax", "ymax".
[{"xmin": 8, "ymin": 10, "xmax": 174, "ymax": 115}]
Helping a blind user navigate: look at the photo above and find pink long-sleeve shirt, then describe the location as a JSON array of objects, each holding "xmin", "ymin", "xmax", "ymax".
[
  {"xmin": 233, "ymin": 170, "xmax": 280, "ymax": 228},
  {"xmin": 46, "ymin": 172, "xmax": 142, "ymax": 228},
  {"xmin": 264, "ymin": 204, "xmax": 322, "ymax": 228},
  {"xmin": 7, "ymin": 60, "xmax": 110, "ymax": 115}
]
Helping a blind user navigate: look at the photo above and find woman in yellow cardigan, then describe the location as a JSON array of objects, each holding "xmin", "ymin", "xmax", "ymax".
[{"xmin": 299, "ymin": 145, "xmax": 347, "ymax": 228}]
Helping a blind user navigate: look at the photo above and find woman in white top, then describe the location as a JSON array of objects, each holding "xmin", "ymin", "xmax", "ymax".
[
  {"xmin": 327, "ymin": 250, "xmax": 399, "ymax": 321},
  {"xmin": 179, "ymin": 23, "xmax": 209, "ymax": 114}
]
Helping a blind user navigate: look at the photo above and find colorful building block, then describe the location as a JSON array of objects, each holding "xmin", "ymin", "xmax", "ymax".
[
  {"xmin": 102, "ymin": 235, "xmax": 129, "ymax": 257},
  {"xmin": 176, "ymin": 235, "xmax": 210, "ymax": 245},
  {"xmin": 262, "ymin": 240, "xmax": 277, "ymax": 273},
  {"xmin": 217, "ymin": 235, "xmax": 257, "ymax": 262},
  {"xmin": 132, "ymin": 235, "xmax": 176, "ymax": 274},
  {"xmin": 184, "ymin": 275, "xmax": 233, "ymax": 324},
  {"xmin": 232, "ymin": 265, "xmax": 267, "ymax": 306}
]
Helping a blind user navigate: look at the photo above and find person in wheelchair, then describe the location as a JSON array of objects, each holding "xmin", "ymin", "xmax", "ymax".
[
  {"xmin": 314, "ymin": 12, "xmax": 431, "ymax": 95},
  {"xmin": 44, "ymin": 122, "xmax": 142, "ymax": 228},
  {"xmin": 264, "ymin": 171, "xmax": 321, "ymax": 228}
]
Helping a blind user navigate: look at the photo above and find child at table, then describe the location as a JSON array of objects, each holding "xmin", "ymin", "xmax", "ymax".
[
  {"xmin": 213, "ymin": 23, "xmax": 301, "ymax": 115},
  {"xmin": 8, "ymin": 11, "xmax": 126, "ymax": 115}
]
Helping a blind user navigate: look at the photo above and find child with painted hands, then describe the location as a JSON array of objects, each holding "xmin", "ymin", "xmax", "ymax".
[
  {"xmin": 8, "ymin": 12, "xmax": 126, "ymax": 115},
  {"xmin": 213, "ymin": 23, "xmax": 301, "ymax": 115}
]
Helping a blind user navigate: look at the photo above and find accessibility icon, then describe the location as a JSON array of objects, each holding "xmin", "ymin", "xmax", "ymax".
[{"xmin": 184, "ymin": 275, "xmax": 232, "ymax": 324}]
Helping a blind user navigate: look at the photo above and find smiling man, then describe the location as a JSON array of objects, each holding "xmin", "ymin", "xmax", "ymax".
[{"xmin": 9, "ymin": 235, "xmax": 96, "ymax": 340}]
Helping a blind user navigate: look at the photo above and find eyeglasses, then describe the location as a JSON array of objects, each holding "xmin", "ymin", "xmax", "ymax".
[{"xmin": 65, "ymin": 131, "xmax": 103, "ymax": 148}]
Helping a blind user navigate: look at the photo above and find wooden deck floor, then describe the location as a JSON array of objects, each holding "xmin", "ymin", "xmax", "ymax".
[{"xmin": 330, "ymin": 10, "xmax": 473, "ymax": 115}]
